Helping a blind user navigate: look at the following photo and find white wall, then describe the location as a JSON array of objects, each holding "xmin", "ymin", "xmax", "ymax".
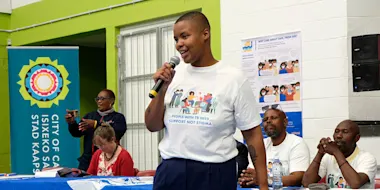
[
  {"xmin": 347, "ymin": 0, "xmax": 380, "ymax": 163},
  {"xmin": 10, "ymin": 0, "xmax": 40, "ymax": 9},
  {"xmin": 0, "ymin": 0, "xmax": 11, "ymax": 13},
  {"xmin": 0, "ymin": 0, "xmax": 40, "ymax": 13},
  {"xmin": 222, "ymin": 0, "xmax": 350, "ymax": 158},
  {"xmin": 347, "ymin": 0, "xmax": 380, "ymax": 121}
]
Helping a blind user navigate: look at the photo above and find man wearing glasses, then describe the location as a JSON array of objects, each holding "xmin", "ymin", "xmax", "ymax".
[
  {"xmin": 65, "ymin": 89, "xmax": 127, "ymax": 171},
  {"xmin": 239, "ymin": 107, "xmax": 310, "ymax": 187}
]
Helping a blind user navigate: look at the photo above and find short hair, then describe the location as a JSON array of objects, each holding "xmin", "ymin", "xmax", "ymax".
[
  {"xmin": 93, "ymin": 122, "xmax": 116, "ymax": 144},
  {"xmin": 175, "ymin": 11, "xmax": 210, "ymax": 31},
  {"xmin": 101, "ymin": 89, "xmax": 115, "ymax": 105},
  {"xmin": 101, "ymin": 89, "xmax": 115, "ymax": 99}
]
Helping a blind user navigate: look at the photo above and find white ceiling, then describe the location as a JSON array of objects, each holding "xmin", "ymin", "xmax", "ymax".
[
  {"xmin": 0, "ymin": 0, "xmax": 11, "ymax": 13},
  {"xmin": 0, "ymin": 0, "xmax": 41, "ymax": 14}
]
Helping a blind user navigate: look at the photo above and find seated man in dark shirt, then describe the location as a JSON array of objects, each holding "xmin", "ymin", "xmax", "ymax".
[{"xmin": 236, "ymin": 140, "xmax": 249, "ymax": 179}]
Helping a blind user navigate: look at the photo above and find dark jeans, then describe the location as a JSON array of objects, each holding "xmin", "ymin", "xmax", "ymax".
[{"xmin": 153, "ymin": 158, "xmax": 237, "ymax": 190}]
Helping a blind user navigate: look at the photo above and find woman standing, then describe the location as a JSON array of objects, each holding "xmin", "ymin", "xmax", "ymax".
[
  {"xmin": 145, "ymin": 11, "xmax": 268, "ymax": 190},
  {"xmin": 65, "ymin": 89, "xmax": 127, "ymax": 171}
]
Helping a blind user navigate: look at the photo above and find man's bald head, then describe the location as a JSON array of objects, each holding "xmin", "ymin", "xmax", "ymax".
[
  {"xmin": 337, "ymin": 120, "xmax": 360, "ymax": 136},
  {"xmin": 175, "ymin": 11, "xmax": 210, "ymax": 32},
  {"xmin": 267, "ymin": 108, "xmax": 286, "ymax": 120}
]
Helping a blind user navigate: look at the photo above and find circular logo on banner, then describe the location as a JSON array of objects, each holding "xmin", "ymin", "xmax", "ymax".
[{"xmin": 18, "ymin": 57, "xmax": 71, "ymax": 108}]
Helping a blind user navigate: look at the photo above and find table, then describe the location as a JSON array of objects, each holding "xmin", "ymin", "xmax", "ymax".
[{"xmin": 0, "ymin": 176, "xmax": 303, "ymax": 190}]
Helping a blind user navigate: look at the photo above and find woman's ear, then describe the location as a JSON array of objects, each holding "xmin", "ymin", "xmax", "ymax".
[{"xmin": 203, "ymin": 28, "xmax": 210, "ymax": 42}]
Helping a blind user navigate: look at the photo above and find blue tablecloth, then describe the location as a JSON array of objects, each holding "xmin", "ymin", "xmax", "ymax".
[
  {"xmin": 0, "ymin": 177, "xmax": 151, "ymax": 190},
  {"xmin": 0, "ymin": 176, "xmax": 301, "ymax": 190}
]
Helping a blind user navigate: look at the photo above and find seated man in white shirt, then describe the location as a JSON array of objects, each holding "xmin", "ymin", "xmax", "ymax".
[
  {"xmin": 302, "ymin": 120, "xmax": 377, "ymax": 189},
  {"xmin": 238, "ymin": 108, "xmax": 310, "ymax": 187}
]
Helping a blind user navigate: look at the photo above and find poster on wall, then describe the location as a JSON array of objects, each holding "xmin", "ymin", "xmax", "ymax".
[
  {"xmin": 241, "ymin": 31, "xmax": 303, "ymax": 137},
  {"xmin": 7, "ymin": 47, "xmax": 80, "ymax": 174}
]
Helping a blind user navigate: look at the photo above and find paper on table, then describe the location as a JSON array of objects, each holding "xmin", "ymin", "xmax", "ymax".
[
  {"xmin": 67, "ymin": 177, "xmax": 154, "ymax": 190},
  {"xmin": 35, "ymin": 167, "xmax": 63, "ymax": 178}
]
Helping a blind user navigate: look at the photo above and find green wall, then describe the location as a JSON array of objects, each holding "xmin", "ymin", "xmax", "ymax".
[
  {"xmin": 0, "ymin": 13, "xmax": 10, "ymax": 173},
  {"xmin": 78, "ymin": 46, "xmax": 106, "ymax": 116},
  {"xmin": 3, "ymin": 0, "xmax": 221, "ymax": 172},
  {"xmin": 79, "ymin": 46, "xmax": 106, "ymax": 153},
  {"xmin": 9, "ymin": 0, "xmax": 221, "ymax": 96}
]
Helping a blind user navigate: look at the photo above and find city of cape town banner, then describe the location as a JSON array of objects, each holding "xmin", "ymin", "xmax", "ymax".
[{"xmin": 8, "ymin": 47, "xmax": 80, "ymax": 174}]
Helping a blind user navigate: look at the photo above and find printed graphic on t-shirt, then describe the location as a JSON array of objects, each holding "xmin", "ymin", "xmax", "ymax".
[
  {"xmin": 167, "ymin": 89, "xmax": 218, "ymax": 126},
  {"xmin": 267, "ymin": 160, "xmax": 273, "ymax": 176},
  {"xmin": 326, "ymin": 174, "xmax": 350, "ymax": 188},
  {"xmin": 267, "ymin": 159, "xmax": 286, "ymax": 185}
]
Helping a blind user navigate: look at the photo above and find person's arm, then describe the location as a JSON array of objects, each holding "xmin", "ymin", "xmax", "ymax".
[
  {"xmin": 68, "ymin": 114, "xmax": 90, "ymax": 137},
  {"xmin": 283, "ymin": 140, "xmax": 310, "ymax": 186},
  {"xmin": 86, "ymin": 150, "xmax": 100, "ymax": 175},
  {"xmin": 112, "ymin": 114, "xmax": 127, "ymax": 140},
  {"xmin": 145, "ymin": 63, "xmax": 174, "ymax": 132},
  {"xmin": 302, "ymin": 152, "xmax": 325, "ymax": 187},
  {"xmin": 332, "ymin": 149, "xmax": 376, "ymax": 189},
  {"xmin": 118, "ymin": 150, "xmax": 135, "ymax": 176},
  {"xmin": 283, "ymin": 172, "xmax": 304, "ymax": 187},
  {"xmin": 234, "ymin": 79, "xmax": 268, "ymax": 189},
  {"xmin": 302, "ymin": 138, "xmax": 331, "ymax": 187},
  {"xmin": 242, "ymin": 127, "xmax": 268, "ymax": 189},
  {"xmin": 145, "ymin": 91, "xmax": 166, "ymax": 132},
  {"xmin": 68, "ymin": 122, "xmax": 82, "ymax": 137}
]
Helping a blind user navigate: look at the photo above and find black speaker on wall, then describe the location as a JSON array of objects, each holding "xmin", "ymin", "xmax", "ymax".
[
  {"xmin": 352, "ymin": 63, "xmax": 380, "ymax": 92},
  {"xmin": 352, "ymin": 34, "xmax": 380, "ymax": 64},
  {"xmin": 352, "ymin": 34, "xmax": 380, "ymax": 92}
]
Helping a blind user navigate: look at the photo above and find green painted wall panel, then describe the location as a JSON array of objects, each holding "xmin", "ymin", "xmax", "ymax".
[
  {"xmin": 0, "ymin": 13, "xmax": 10, "ymax": 173},
  {"xmin": 106, "ymin": 26, "xmax": 119, "ymax": 110},
  {"xmin": 10, "ymin": 0, "xmax": 144, "ymax": 28},
  {"xmin": 0, "ymin": 13, "xmax": 10, "ymax": 29},
  {"xmin": 9, "ymin": 0, "xmax": 221, "ymax": 59}
]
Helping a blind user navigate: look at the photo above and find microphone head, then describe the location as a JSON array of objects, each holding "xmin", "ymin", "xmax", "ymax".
[{"xmin": 169, "ymin": 56, "xmax": 181, "ymax": 66}]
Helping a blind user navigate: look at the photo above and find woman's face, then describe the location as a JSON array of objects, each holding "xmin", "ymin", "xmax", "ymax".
[
  {"xmin": 96, "ymin": 91, "xmax": 113, "ymax": 111},
  {"xmin": 94, "ymin": 136, "xmax": 115, "ymax": 153}
]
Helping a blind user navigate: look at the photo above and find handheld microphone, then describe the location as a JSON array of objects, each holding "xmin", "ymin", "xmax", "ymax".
[{"xmin": 149, "ymin": 56, "xmax": 181, "ymax": 99}]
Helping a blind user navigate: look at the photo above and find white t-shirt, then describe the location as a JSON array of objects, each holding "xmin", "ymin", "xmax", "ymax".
[
  {"xmin": 318, "ymin": 147, "xmax": 377, "ymax": 189},
  {"xmin": 158, "ymin": 61, "xmax": 262, "ymax": 163},
  {"xmin": 248, "ymin": 133, "xmax": 310, "ymax": 176}
]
